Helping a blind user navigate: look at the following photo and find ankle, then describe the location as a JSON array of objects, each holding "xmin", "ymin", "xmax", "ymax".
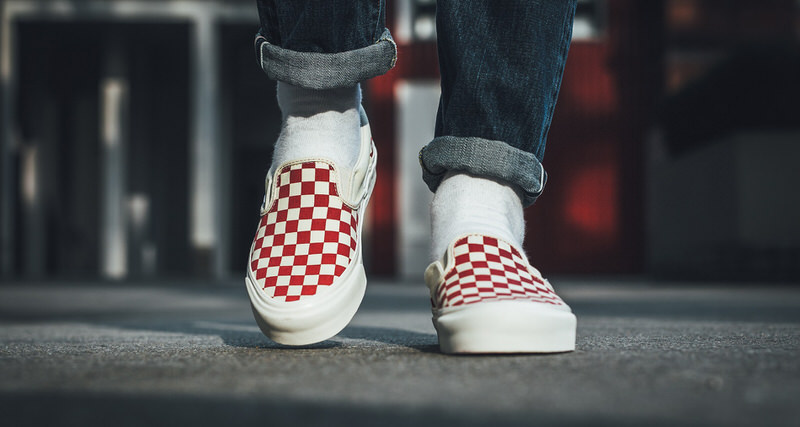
[
  {"xmin": 277, "ymin": 82, "xmax": 361, "ymax": 119},
  {"xmin": 430, "ymin": 172, "xmax": 525, "ymax": 261},
  {"xmin": 271, "ymin": 83, "xmax": 363, "ymax": 172}
]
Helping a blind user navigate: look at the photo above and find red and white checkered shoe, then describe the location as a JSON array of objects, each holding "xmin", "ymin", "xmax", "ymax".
[
  {"xmin": 425, "ymin": 234, "xmax": 576, "ymax": 354},
  {"xmin": 245, "ymin": 114, "xmax": 377, "ymax": 346}
]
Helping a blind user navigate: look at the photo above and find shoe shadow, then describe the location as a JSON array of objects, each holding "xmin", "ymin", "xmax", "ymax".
[
  {"xmin": 102, "ymin": 319, "xmax": 440, "ymax": 353},
  {"xmin": 337, "ymin": 325, "xmax": 440, "ymax": 353}
]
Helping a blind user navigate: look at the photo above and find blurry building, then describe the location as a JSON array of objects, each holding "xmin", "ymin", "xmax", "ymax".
[
  {"xmin": 1, "ymin": 0, "xmax": 265, "ymax": 279},
  {"xmin": 650, "ymin": 0, "xmax": 800, "ymax": 280},
  {"xmin": 1, "ymin": 0, "xmax": 798, "ymax": 281}
]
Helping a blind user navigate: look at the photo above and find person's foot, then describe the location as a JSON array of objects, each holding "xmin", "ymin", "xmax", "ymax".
[
  {"xmin": 245, "ymin": 83, "xmax": 376, "ymax": 346},
  {"xmin": 425, "ymin": 234, "xmax": 576, "ymax": 354}
]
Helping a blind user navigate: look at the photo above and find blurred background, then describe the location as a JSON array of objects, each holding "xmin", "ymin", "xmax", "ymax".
[{"xmin": 0, "ymin": 0, "xmax": 798, "ymax": 282}]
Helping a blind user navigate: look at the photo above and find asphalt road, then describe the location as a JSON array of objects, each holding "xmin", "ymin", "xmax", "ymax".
[{"xmin": 1, "ymin": 278, "xmax": 798, "ymax": 426}]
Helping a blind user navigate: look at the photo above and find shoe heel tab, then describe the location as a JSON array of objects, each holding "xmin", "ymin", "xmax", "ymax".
[
  {"xmin": 260, "ymin": 166, "xmax": 277, "ymax": 215},
  {"xmin": 424, "ymin": 261, "xmax": 444, "ymax": 295},
  {"xmin": 358, "ymin": 105, "xmax": 369, "ymax": 127},
  {"xmin": 344, "ymin": 118, "xmax": 375, "ymax": 205}
]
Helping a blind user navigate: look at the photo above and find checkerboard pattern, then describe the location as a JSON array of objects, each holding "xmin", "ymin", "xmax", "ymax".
[
  {"xmin": 249, "ymin": 161, "xmax": 359, "ymax": 302},
  {"xmin": 434, "ymin": 235, "xmax": 565, "ymax": 309}
]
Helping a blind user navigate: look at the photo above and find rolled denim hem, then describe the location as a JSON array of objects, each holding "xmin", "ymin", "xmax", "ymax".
[
  {"xmin": 419, "ymin": 136, "xmax": 547, "ymax": 207},
  {"xmin": 255, "ymin": 29, "xmax": 397, "ymax": 90}
]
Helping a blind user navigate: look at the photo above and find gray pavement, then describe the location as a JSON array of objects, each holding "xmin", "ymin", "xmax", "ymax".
[{"xmin": 0, "ymin": 278, "xmax": 798, "ymax": 426}]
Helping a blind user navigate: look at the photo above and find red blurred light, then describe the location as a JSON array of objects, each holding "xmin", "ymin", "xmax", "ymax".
[{"xmin": 564, "ymin": 165, "xmax": 618, "ymax": 238}]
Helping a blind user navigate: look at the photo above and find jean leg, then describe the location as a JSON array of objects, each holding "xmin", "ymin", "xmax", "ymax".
[
  {"xmin": 255, "ymin": 0, "xmax": 396, "ymax": 89},
  {"xmin": 419, "ymin": 0, "xmax": 576, "ymax": 206}
]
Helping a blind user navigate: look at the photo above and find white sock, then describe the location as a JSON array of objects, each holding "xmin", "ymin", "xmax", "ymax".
[
  {"xmin": 430, "ymin": 172, "xmax": 526, "ymax": 261},
  {"xmin": 271, "ymin": 82, "xmax": 362, "ymax": 173}
]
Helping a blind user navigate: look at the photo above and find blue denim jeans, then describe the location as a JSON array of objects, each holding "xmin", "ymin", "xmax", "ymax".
[{"xmin": 255, "ymin": 0, "xmax": 576, "ymax": 206}]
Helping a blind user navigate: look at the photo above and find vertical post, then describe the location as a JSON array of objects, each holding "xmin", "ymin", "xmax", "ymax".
[
  {"xmin": 20, "ymin": 97, "xmax": 56, "ymax": 278},
  {"xmin": 20, "ymin": 145, "xmax": 42, "ymax": 277},
  {"xmin": 396, "ymin": 81, "xmax": 439, "ymax": 279},
  {"xmin": 189, "ymin": 13, "xmax": 224, "ymax": 278},
  {"xmin": 1, "ymin": 4, "xmax": 17, "ymax": 277},
  {"xmin": 99, "ymin": 38, "xmax": 129, "ymax": 279}
]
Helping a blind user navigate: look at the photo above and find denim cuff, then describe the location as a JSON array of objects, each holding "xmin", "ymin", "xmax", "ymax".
[
  {"xmin": 419, "ymin": 136, "xmax": 547, "ymax": 207},
  {"xmin": 255, "ymin": 29, "xmax": 397, "ymax": 90}
]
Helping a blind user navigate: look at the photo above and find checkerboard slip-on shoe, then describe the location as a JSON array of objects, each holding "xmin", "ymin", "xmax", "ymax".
[
  {"xmin": 425, "ymin": 234, "xmax": 576, "ymax": 354},
  {"xmin": 245, "ymin": 111, "xmax": 377, "ymax": 346}
]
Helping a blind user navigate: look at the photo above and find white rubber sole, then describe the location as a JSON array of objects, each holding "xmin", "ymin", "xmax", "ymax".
[
  {"xmin": 433, "ymin": 300, "xmax": 577, "ymax": 354},
  {"xmin": 245, "ymin": 258, "xmax": 367, "ymax": 346}
]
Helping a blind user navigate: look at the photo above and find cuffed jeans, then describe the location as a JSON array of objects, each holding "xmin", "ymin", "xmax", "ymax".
[{"xmin": 255, "ymin": 0, "xmax": 576, "ymax": 206}]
